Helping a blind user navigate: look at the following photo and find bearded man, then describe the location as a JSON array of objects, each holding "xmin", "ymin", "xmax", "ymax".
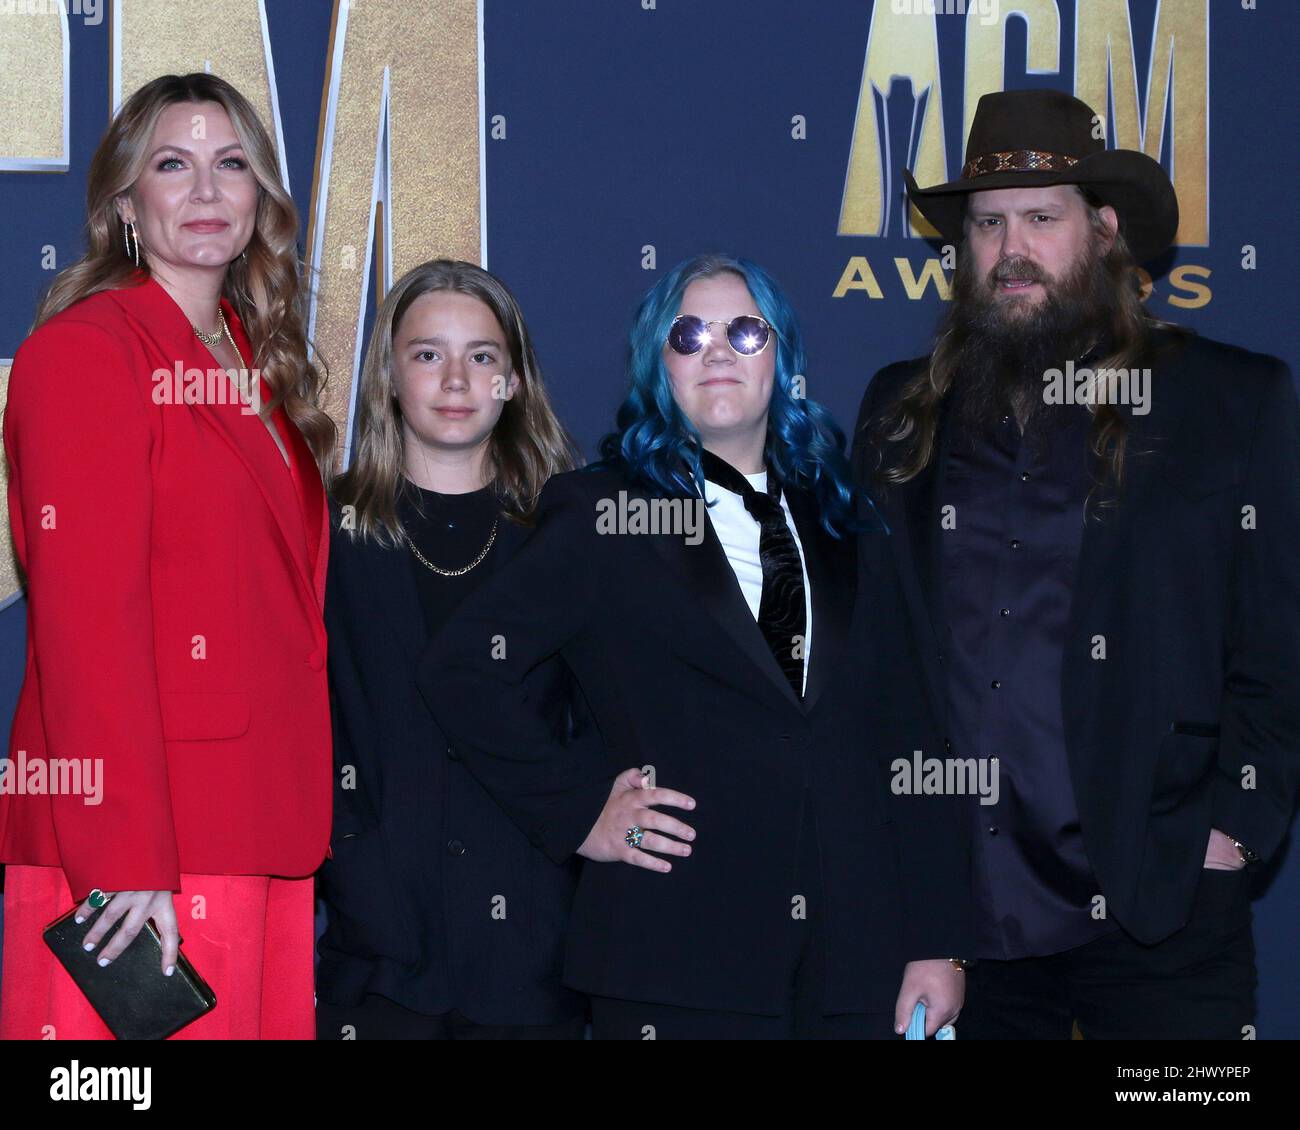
[{"xmin": 852, "ymin": 89, "xmax": 1300, "ymax": 1039}]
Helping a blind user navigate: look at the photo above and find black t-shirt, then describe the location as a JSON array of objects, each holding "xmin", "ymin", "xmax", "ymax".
[{"xmin": 396, "ymin": 480, "xmax": 501, "ymax": 637}]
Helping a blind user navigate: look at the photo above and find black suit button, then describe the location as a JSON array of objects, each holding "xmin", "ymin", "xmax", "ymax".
[
  {"xmin": 445, "ymin": 744, "xmax": 461, "ymax": 761},
  {"xmin": 937, "ymin": 652, "xmax": 946, "ymax": 665},
  {"xmin": 991, "ymin": 679, "xmax": 1001, "ymax": 689},
  {"xmin": 447, "ymin": 839, "xmax": 466, "ymax": 856},
  {"xmin": 988, "ymin": 825, "xmax": 999, "ymax": 835},
  {"xmin": 999, "ymin": 607, "xmax": 1010, "ymax": 617},
  {"xmin": 944, "ymin": 738, "xmax": 952, "ymax": 753},
  {"xmin": 1009, "ymin": 539, "xmax": 1022, "ymax": 550}
]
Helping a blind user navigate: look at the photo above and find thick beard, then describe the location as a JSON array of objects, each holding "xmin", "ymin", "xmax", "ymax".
[{"xmin": 948, "ymin": 238, "xmax": 1115, "ymax": 448}]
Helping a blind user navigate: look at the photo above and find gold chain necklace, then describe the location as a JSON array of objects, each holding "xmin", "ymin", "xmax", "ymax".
[
  {"xmin": 407, "ymin": 518, "xmax": 499, "ymax": 577},
  {"xmin": 193, "ymin": 310, "xmax": 229, "ymax": 347},
  {"xmin": 195, "ymin": 311, "xmax": 253, "ymax": 400}
]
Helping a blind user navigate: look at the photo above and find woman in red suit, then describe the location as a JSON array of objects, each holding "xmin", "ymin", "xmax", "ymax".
[{"xmin": 0, "ymin": 73, "xmax": 336, "ymax": 1039}]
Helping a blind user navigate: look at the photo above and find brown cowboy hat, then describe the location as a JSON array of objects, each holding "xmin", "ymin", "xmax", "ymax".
[{"xmin": 903, "ymin": 89, "xmax": 1179, "ymax": 263}]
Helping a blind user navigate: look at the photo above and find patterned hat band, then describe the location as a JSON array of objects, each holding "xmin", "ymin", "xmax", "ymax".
[{"xmin": 961, "ymin": 149, "xmax": 1082, "ymax": 179}]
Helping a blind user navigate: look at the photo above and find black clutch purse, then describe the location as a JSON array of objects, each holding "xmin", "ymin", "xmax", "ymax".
[{"xmin": 43, "ymin": 904, "xmax": 217, "ymax": 1040}]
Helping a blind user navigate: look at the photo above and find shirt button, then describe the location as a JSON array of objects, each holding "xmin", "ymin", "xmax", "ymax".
[
  {"xmin": 1009, "ymin": 538, "xmax": 1022, "ymax": 550},
  {"xmin": 999, "ymin": 608, "xmax": 1010, "ymax": 617},
  {"xmin": 447, "ymin": 839, "xmax": 466, "ymax": 856},
  {"xmin": 991, "ymin": 679, "xmax": 1002, "ymax": 689},
  {"xmin": 306, "ymin": 649, "xmax": 325, "ymax": 671}
]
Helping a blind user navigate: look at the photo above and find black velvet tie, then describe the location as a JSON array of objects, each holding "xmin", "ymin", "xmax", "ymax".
[{"xmin": 699, "ymin": 449, "xmax": 807, "ymax": 700}]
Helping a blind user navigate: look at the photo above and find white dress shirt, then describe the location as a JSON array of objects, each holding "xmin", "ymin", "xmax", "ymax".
[{"xmin": 703, "ymin": 470, "xmax": 813, "ymax": 694}]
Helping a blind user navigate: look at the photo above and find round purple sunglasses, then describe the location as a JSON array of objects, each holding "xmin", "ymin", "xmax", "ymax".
[{"xmin": 667, "ymin": 314, "xmax": 773, "ymax": 357}]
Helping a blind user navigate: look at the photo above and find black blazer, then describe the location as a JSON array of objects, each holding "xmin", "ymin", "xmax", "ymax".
[
  {"xmin": 315, "ymin": 499, "xmax": 585, "ymax": 1025},
  {"xmin": 852, "ymin": 330, "xmax": 1300, "ymax": 945},
  {"xmin": 419, "ymin": 462, "xmax": 972, "ymax": 1015}
]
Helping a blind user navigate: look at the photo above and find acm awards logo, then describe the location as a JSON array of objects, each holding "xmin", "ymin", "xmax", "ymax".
[
  {"xmin": 0, "ymin": 1, "xmax": 1221, "ymax": 609},
  {"xmin": 831, "ymin": 1, "xmax": 1214, "ymax": 314}
]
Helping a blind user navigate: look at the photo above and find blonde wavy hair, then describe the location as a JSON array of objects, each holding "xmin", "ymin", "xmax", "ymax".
[
  {"xmin": 333, "ymin": 260, "xmax": 581, "ymax": 545},
  {"xmin": 34, "ymin": 72, "xmax": 336, "ymax": 473}
]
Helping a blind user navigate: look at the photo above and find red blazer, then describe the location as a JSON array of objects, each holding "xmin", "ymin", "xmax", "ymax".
[{"xmin": 0, "ymin": 275, "xmax": 331, "ymax": 900}]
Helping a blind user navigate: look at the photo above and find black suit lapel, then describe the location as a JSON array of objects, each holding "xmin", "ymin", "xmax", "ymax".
[
  {"xmin": 485, "ymin": 515, "xmax": 530, "ymax": 572},
  {"xmin": 647, "ymin": 499, "xmax": 804, "ymax": 712},
  {"xmin": 1066, "ymin": 351, "xmax": 1190, "ymax": 644},
  {"xmin": 926, "ymin": 395, "xmax": 959, "ymax": 637},
  {"xmin": 786, "ymin": 487, "xmax": 856, "ymax": 712},
  {"xmin": 874, "ymin": 398, "xmax": 952, "ymax": 724},
  {"xmin": 360, "ymin": 531, "xmax": 428, "ymax": 668},
  {"xmin": 902, "ymin": 455, "xmax": 947, "ymax": 646}
]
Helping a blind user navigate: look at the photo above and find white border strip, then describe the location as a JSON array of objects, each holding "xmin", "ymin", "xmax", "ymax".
[
  {"xmin": 336, "ymin": 64, "xmax": 389, "ymax": 472},
  {"xmin": 258, "ymin": 0, "xmax": 291, "ymax": 192},
  {"xmin": 1, "ymin": 355, "xmax": 21, "ymax": 607},
  {"xmin": 305, "ymin": 0, "xmax": 349, "ymax": 347},
  {"xmin": 111, "ymin": 0, "xmax": 122, "ymax": 110},
  {"xmin": 3, "ymin": 0, "xmax": 74, "ymax": 170}
]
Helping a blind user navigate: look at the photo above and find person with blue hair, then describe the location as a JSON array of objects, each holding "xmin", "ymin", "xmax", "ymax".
[
  {"xmin": 601, "ymin": 252, "xmax": 858, "ymax": 537},
  {"xmin": 421, "ymin": 253, "xmax": 972, "ymax": 1038}
]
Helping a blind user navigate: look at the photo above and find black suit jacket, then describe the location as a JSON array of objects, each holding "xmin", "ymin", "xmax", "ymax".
[
  {"xmin": 420, "ymin": 462, "xmax": 972, "ymax": 1015},
  {"xmin": 852, "ymin": 330, "xmax": 1300, "ymax": 945},
  {"xmin": 315, "ymin": 500, "xmax": 585, "ymax": 1025}
]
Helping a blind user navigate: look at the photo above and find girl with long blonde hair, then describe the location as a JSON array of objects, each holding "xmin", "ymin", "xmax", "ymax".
[{"xmin": 316, "ymin": 260, "xmax": 588, "ymax": 1039}]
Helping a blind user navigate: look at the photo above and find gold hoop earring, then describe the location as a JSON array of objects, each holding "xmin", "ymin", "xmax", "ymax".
[{"xmin": 123, "ymin": 220, "xmax": 140, "ymax": 267}]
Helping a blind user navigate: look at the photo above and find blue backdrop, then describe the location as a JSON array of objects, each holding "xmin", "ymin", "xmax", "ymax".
[{"xmin": 1, "ymin": 0, "xmax": 1296, "ymax": 1037}]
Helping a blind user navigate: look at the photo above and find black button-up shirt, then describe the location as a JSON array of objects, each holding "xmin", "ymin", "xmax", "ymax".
[{"xmin": 941, "ymin": 405, "xmax": 1119, "ymax": 959}]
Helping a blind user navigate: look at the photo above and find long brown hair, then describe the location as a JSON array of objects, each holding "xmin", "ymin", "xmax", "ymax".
[
  {"xmin": 867, "ymin": 188, "xmax": 1184, "ymax": 497},
  {"xmin": 332, "ymin": 260, "xmax": 581, "ymax": 545},
  {"xmin": 34, "ymin": 72, "xmax": 336, "ymax": 473}
]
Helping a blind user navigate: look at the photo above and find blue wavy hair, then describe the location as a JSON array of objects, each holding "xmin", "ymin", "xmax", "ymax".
[{"xmin": 598, "ymin": 252, "xmax": 865, "ymax": 537}]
